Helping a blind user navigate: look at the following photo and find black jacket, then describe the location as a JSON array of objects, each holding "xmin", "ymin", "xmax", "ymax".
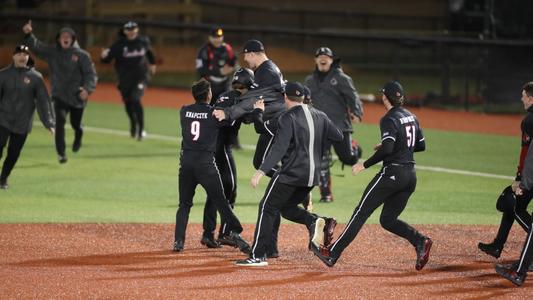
[
  {"xmin": 196, "ymin": 42, "xmax": 237, "ymax": 82},
  {"xmin": 101, "ymin": 35, "xmax": 156, "ymax": 87},
  {"xmin": 304, "ymin": 60, "xmax": 363, "ymax": 132},
  {"xmin": 259, "ymin": 104, "xmax": 343, "ymax": 187},
  {"xmin": 24, "ymin": 29, "xmax": 97, "ymax": 108},
  {"xmin": 0, "ymin": 64, "xmax": 55, "ymax": 134}
]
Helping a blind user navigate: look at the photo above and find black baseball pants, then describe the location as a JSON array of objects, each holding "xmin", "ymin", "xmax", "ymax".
[
  {"xmin": 54, "ymin": 99, "xmax": 84, "ymax": 156},
  {"xmin": 174, "ymin": 151, "xmax": 243, "ymax": 243},
  {"xmin": 119, "ymin": 82, "xmax": 145, "ymax": 138},
  {"xmin": 249, "ymin": 175, "xmax": 318, "ymax": 259},
  {"xmin": 0, "ymin": 126, "xmax": 28, "ymax": 182},
  {"xmin": 329, "ymin": 164, "xmax": 425, "ymax": 259},
  {"xmin": 203, "ymin": 144, "xmax": 238, "ymax": 238},
  {"xmin": 491, "ymin": 190, "xmax": 532, "ymax": 248},
  {"xmin": 516, "ymin": 216, "xmax": 533, "ymax": 274}
]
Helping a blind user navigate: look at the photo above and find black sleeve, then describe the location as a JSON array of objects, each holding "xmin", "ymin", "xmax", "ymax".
[
  {"xmin": 324, "ymin": 114, "xmax": 343, "ymax": 142},
  {"xmin": 196, "ymin": 46, "xmax": 209, "ymax": 79},
  {"xmin": 363, "ymin": 138, "xmax": 395, "ymax": 168},
  {"xmin": 252, "ymin": 108, "xmax": 276, "ymax": 135},
  {"xmin": 101, "ymin": 41, "xmax": 119, "ymax": 63},
  {"xmin": 259, "ymin": 115, "xmax": 292, "ymax": 173},
  {"xmin": 414, "ymin": 121, "xmax": 426, "ymax": 152},
  {"xmin": 143, "ymin": 38, "xmax": 156, "ymax": 64},
  {"xmin": 34, "ymin": 74, "xmax": 55, "ymax": 129}
]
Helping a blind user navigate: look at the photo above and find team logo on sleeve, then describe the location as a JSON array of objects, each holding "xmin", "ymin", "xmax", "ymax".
[
  {"xmin": 71, "ymin": 54, "xmax": 79, "ymax": 62},
  {"xmin": 23, "ymin": 77, "xmax": 31, "ymax": 84},
  {"xmin": 330, "ymin": 78, "xmax": 338, "ymax": 86}
]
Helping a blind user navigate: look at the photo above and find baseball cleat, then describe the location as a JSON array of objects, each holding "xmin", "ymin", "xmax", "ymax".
[
  {"xmin": 323, "ymin": 217, "xmax": 337, "ymax": 247},
  {"xmin": 0, "ymin": 179, "xmax": 8, "ymax": 190},
  {"xmin": 58, "ymin": 155, "xmax": 68, "ymax": 164},
  {"xmin": 235, "ymin": 257, "xmax": 268, "ymax": 267},
  {"xmin": 478, "ymin": 242, "xmax": 502, "ymax": 259},
  {"xmin": 229, "ymin": 232, "xmax": 251, "ymax": 254},
  {"xmin": 200, "ymin": 236, "xmax": 221, "ymax": 248},
  {"xmin": 310, "ymin": 243, "xmax": 337, "ymax": 267},
  {"xmin": 217, "ymin": 234, "xmax": 238, "ymax": 247},
  {"xmin": 172, "ymin": 240, "xmax": 184, "ymax": 252},
  {"xmin": 310, "ymin": 217, "xmax": 326, "ymax": 248},
  {"xmin": 415, "ymin": 237, "xmax": 432, "ymax": 270},
  {"xmin": 495, "ymin": 263, "xmax": 527, "ymax": 286}
]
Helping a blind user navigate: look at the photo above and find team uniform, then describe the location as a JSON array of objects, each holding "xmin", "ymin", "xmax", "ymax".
[
  {"xmin": 24, "ymin": 28, "xmax": 97, "ymax": 161},
  {"xmin": 314, "ymin": 105, "xmax": 431, "ymax": 269},
  {"xmin": 174, "ymin": 102, "xmax": 249, "ymax": 253},
  {"xmin": 202, "ymin": 90, "xmax": 242, "ymax": 241},
  {"xmin": 101, "ymin": 33, "xmax": 156, "ymax": 139},
  {"xmin": 0, "ymin": 59, "xmax": 55, "ymax": 188},
  {"xmin": 304, "ymin": 57, "xmax": 363, "ymax": 201},
  {"xmin": 237, "ymin": 99, "xmax": 343, "ymax": 266},
  {"xmin": 196, "ymin": 42, "xmax": 237, "ymax": 102},
  {"xmin": 479, "ymin": 107, "xmax": 533, "ymax": 258}
]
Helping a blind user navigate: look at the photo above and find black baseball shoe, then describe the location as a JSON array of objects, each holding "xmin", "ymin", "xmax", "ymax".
[
  {"xmin": 235, "ymin": 257, "xmax": 268, "ymax": 267},
  {"xmin": 172, "ymin": 240, "xmax": 184, "ymax": 252},
  {"xmin": 309, "ymin": 217, "xmax": 326, "ymax": 248},
  {"xmin": 200, "ymin": 236, "xmax": 221, "ymax": 248},
  {"xmin": 323, "ymin": 217, "xmax": 337, "ymax": 247},
  {"xmin": 499, "ymin": 260, "xmax": 533, "ymax": 272},
  {"xmin": 58, "ymin": 155, "xmax": 68, "ymax": 164},
  {"xmin": 72, "ymin": 131, "xmax": 83, "ymax": 153},
  {"xmin": 310, "ymin": 243, "xmax": 337, "ymax": 267},
  {"xmin": 217, "ymin": 234, "xmax": 238, "ymax": 247},
  {"xmin": 0, "ymin": 179, "xmax": 8, "ymax": 190},
  {"xmin": 229, "ymin": 232, "xmax": 251, "ymax": 254},
  {"xmin": 478, "ymin": 242, "xmax": 502, "ymax": 259},
  {"xmin": 495, "ymin": 263, "xmax": 527, "ymax": 286},
  {"xmin": 415, "ymin": 237, "xmax": 433, "ymax": 271}
]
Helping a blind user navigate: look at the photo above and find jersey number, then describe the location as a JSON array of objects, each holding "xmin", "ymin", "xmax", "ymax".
[
  {"xmin": 191, "ymin": 121, "xmax": 200, "ymax": 141},
  {"xmin": 406, "ymin": 125, "xmax": 416, "ymax": 147}
]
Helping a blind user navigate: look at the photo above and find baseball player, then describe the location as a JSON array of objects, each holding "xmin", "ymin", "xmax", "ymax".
[
  {"xmin": 304, "ymin": 47, "xmax": 363, "ymax": 202},
  {"xmin": 0, "ymin": 45, "xmax": 55, "ymax": 189},
  {"xmin": 201, "ymin": 68, "xmax": 254, "ymax": 248},
  {"xmin": 213, "ymin": 39, "xmax": 286, "ymax": 175},
  {"xmin": 235, "ymin": 82, "xmax": 341, "ymax": 267},
  {"xmin": 196, "ymin": 27, "xmax": 237, "ymax": 102},
  {"xmin": 23, "ymin": 21, "xmax": 97, "ymax": 163},
  {"xmin": 478, "ymin": 82, "xmax": 533, "ymax": 262},
  {"xmin": 173, "ymin": 79, "xmax": 250, "ymax": 254},
  {"xmin": 101, "ymin": 21, "xmax": 156, "ymax": 141},
  {"xmin": 311, "ymin": 81, "xmax": 432, "ymax": 271}
]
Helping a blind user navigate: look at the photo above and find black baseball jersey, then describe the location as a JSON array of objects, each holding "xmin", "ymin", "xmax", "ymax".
[
  {"xmin": 180, "ymin": 103, "xmax": 221, "ymax": 153},
  {"xmin": 364, "ymin": 107, "xmax": 425, "ymax": 168},
  {"xmin": 251, "ymin": 60, "xmax": 285, "ymax": 103},
  {"xmin": 101, "ymin": 36, "xmax": 156, "ymax": 84}
]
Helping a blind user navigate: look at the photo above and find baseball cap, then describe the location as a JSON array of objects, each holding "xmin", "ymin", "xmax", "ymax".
[
  {"xmin": 209, "ymin": 27, "xmax": 224, "ymax": 37},
  {"xmin": 242, "ymin": 39, "xmax": 265, "ymax": 53},
  {"xmin": 123, "ymin": 21, "xmax": 138, "ymax": 30},
  {"xmin": 13, "ymin": 44, "xmax": 30, "ymax": 55},
  {"xmin": 285, "ymin": 82, "xmax": 305, "ymax": 98},
  {"xmin": 381, "ymin": 81, "xmax": 404, "ymax": 102},
  {"xmin": 315, "ymin": 46, "xmax": 334, "ymax": 58}
]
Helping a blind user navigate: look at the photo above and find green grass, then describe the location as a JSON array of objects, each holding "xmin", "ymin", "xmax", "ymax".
[{"xmin": 0, "ymin": 101, "xmax": 521, "ymax": 224}]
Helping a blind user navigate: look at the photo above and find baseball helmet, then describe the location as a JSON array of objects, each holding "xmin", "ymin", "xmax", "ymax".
[
  {"xmin": 496, "ymin": 185, "xmax": 517, "ymax": 213},
  {"xmin": 232, "ymin": 68, "xmax": 254, "ymax": 88}
]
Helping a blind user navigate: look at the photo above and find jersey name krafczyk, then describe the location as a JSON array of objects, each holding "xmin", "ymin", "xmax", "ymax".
[
  {"xmin": 399, "ymin": 115, "xmax": 415, "ymax": 124},
  {"xmin": 185, "ymin": 111, "xmax": 209, "ymax": 119}
]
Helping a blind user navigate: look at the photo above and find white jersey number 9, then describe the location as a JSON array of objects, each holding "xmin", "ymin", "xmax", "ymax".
[{"xmin": 191, "ymin": 121, "xmax": 201, "ymax": 141}]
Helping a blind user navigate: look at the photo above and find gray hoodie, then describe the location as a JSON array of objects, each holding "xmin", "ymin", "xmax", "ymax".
[
  {"xmin": 0, "ymin": 63, "xmax": 55, "ymax": 134},
  {"xmin": 23, "ymin": 28, "xmax": 97, "ymax": 108},
  {"xmin": 304, "ymin": 59, "xmax": 363, "ymax": 132}
]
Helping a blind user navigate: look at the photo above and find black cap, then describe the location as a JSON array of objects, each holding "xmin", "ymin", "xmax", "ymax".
[
  {"xmin": 209, "ymin": 27, "xmax": 224, "ymax": 37},
  {"xmin": 285, "ymin": 82, "xmax": 305, "ymax": 99},
  {"xmin": 13, "ymin": 44, "xmax": 30, "ymax": 55},
  {"xmin": 315, "ymin": 46, "xmax": 334, "ymax": 57},
  {"xmin": 243, "ymin": 39, "xmax": 265, "ymax": 53},
  {"xmin": 382, "ymin": 81, "xmax": 404, "ymax": 104},
  {"xmin": 123, "ymin": 21, "xmax": 138, "ymax": 30}
]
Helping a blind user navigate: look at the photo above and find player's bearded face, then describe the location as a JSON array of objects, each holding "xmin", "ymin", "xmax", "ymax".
[
  {"xmin": 244, "ymin": 53, "xmax": 257, "ymax": 70},
  {"xmin": 315, "ymin": 55, "xmax": 333, "ymax": 72}
]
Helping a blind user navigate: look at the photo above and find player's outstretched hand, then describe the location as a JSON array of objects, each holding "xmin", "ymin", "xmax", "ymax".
[
  {"xmin": 78, "ymin": 87, "xmax": 89, "ymax": 100},
  {"xmin": 251, "ymin": 170, "xmax": 265, "ymax": 188},
  {"xmin": 213, "ymin": 109, "xmax": 226, "ymax": 121},
  {"xmin": 49, "ymin": 127, "xmax": 55, "ymax": 136},
  {"xmin": 22, "ymin": 20, "xmax": 32, "ymax": 34},
  {"xmin": 100, "ymin": 48, "xmax": 110, "ymax": 59},
  {"xmin": 373, "ymin": 143, "xmax": 382, "ymax": 151},
  {"xmin": 352, "ymin": 162, "xmax": 365, "ymax": 176},
  {"xmin": 253, "ymin": 99, "xmax": 265, "ymax": 111},
  {"xmin": 515, "ymin": 186, "xmax": 524, "ymax": 196}
]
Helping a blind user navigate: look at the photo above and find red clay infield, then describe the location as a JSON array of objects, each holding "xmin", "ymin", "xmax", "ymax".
[{"xmin": 1, "ymin": 84, "xmax": 530, "ymax": 298}]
